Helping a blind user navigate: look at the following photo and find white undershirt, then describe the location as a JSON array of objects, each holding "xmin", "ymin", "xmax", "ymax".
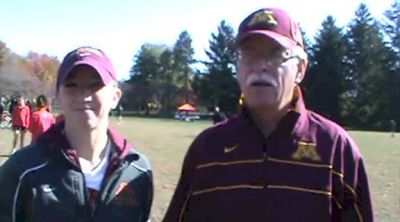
[{"xmin": 82, "ymin": 144, "xmax": 111, "ymax": 191}]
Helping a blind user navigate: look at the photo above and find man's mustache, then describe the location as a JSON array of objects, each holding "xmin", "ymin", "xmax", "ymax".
[{"xmin": 245, "ymin": 74, "xmax": 277, "ymax": 87}]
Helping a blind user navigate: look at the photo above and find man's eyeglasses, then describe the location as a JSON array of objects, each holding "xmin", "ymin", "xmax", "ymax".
[{"xmin": 237, "ymin": 49, "xmax": 299, "ymax": 67}]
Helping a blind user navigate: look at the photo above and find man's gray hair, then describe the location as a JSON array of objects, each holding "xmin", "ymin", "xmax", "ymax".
[{"xmin": 288, "ymin": 46, "xmax": 307, "ymax": 62}]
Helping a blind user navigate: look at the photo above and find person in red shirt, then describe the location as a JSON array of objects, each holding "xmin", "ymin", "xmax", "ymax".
[
  {"xmin": 28, "ymin": 95, "xmax": 56, "ymax": 143},
  {"xmin": 26, "ymin": 99, "xmax": 33, "ymax": 115},
  {"xmin": 11, "ymin": 95, "xmax": 30, "ymax": 153},
  {"xmin": 0, "ymin": 100, "xmax": 4, "ymax": 128}
]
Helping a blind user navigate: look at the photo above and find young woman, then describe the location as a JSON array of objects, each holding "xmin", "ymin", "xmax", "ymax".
[
  {"xmin": 0, "ymin": 46, "xmax": 153, "ymax": 222},
  {"xmin": 28, "ymin": 94, "xmax": 56, "ymax": 143},
  {"xmin": 11, "ymin": 95, "xmax": 30, "ymax": 153}
]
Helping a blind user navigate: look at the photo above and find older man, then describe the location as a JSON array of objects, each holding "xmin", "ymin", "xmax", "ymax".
[{"xmin": 163, "ymin": 8, "xmax": 373, "ymax": 222}]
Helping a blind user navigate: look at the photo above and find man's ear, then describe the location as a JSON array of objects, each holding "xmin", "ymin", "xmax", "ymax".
[
  {"xmin": 295, "ymin": 72, "xmax": 303, "ymax": 84},
  {"xmin": 295, "ymin": 60, "xmax": 307, "ymax": 84}
]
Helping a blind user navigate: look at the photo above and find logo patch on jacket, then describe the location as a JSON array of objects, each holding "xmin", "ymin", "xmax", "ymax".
[
  {"xmin": 41, "ymin": 184, "xmax": 55, "ymax": 193},
  {"xmin": 113, "ymin": 182, "xmax": 139, "ymax": 205},
  {"xmin": 115, "ymin": 182, "xmax": 128, "ymax": 196},
  {"xmin": 292, "ymin": 141, "xmax": 321, "ymax": 161}
]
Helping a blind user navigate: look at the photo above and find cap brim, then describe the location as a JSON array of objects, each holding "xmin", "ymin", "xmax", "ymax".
[
  {"xmin": 75, "ymin": 60, "xmax": 112, "ymax": 84},
  {"xmin": 61, "ymin": 60, "xmax": 112, "ymax": 86},
  {"xmin": 236, "ymin": 30, "xmax": 297, "ymax": 49}
]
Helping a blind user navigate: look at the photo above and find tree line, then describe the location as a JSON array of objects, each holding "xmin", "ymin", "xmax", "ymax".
[
  {"xmin": 0, "ymin": 2, "xmax": 399, "ymax": 130},
  {"xmin": 0, "ymin": 42, "xmax": 59, "ymax": 98},
  {"xmin": 126, "ymin": 2, "xmax": 400, "ymax": 130}
]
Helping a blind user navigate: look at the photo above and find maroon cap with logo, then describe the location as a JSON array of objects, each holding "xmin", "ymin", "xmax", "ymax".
[
  {"xmin": 56, "ymin": 46, "xmax": 117, "ymax": 91},
  {"xmin": 236, "ymin": 8, "xmax": 304, "ymax": 49}
]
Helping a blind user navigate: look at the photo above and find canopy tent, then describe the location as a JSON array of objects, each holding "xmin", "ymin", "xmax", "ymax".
[{"xmin": 177, "ymin": 103, "xmax": 197, "ymax": 112}]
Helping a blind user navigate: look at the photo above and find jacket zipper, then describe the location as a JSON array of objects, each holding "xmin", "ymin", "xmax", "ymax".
[
  {"xmin": 58, "ymin": 149, "xmax": 93, "ymax": 218},
  {"xmin": 262, "ymin": 142, "xmax": 268, "ymax": 189},
  {"xmin": 91, "ymin": 161, "xmax": 130, "ymax": 217}
]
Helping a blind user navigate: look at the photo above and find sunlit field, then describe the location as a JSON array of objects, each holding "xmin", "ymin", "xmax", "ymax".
[{"xmin": 0, "ymin": 117, "xmax": 399, "ymax": 221}]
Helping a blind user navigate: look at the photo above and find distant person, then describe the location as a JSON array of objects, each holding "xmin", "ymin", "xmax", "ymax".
[
  {"xmin": 55, "ymin": 113, "xmax": 65, "ymax": 123},
  {"xmin": 0, "ymin": 100, "xmax": 3, "ymax": 116},
  {"xmin": 0, "ymin": 46, "xmax": 153, "ymax": 221},
  {"xmin": 28, "ymin": 94, "xmax": 56, "ymax": 143},
  {"xmin": 212, "ymin": 106, "xmax": 226, "ymax": 124},
  {"xmin": 0, "ymin": 101, "xmax": 4, "ymax": 128},
  {"xmin": 26, "ymin": 99, "xmax": 33, "ymax": 114},
  {"xmin": 11, "ymin": 95, "xmax": 30, "ymax": 153},
  {"xmin": 46, "ymin": 101, "xmax": 52, "ymax": 112},
  {"xmin": 390, "ymin": 119, "xmax": 396, "ymax": 137},
  {"xmin": 8, "ymin": 97, "xmax": 17, "ymax": 116},
  {"xmin": 164, "ymin": 7, "xmax": 373, "ymax": 221}
]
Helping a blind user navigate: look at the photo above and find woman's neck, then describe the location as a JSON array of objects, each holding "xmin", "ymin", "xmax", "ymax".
[
  {"xmin": 64, "ymin": 122, "xmax": 108, "ymax": 164},
  {"xmin": 38, "ymin": 107, "xmax": 47, "ymax": 112}
]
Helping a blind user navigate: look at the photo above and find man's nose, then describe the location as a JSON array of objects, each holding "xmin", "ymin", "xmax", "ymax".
[{"xmin": 249, "ymin": 57, "xmax": 271, "ymax": 73}]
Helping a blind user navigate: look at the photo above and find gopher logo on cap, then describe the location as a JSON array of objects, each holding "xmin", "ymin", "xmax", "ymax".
[
  {"xmin": 77, "ymin": 47, "xmax": 103, "ymax": 58},
  {"xmin": 248, "ymin": 10, "xmax": 278, "ymax": 28}
]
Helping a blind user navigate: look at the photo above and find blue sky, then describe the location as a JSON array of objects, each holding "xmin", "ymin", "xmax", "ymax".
[{"xmin": 0, "ymin": 0, "xmax": 393, "ymax": 80}]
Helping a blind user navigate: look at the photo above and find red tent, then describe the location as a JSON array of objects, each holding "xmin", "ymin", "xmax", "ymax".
[{"xmin": 178, "ymin": 103, "xmax": 196, "ymax": 112}]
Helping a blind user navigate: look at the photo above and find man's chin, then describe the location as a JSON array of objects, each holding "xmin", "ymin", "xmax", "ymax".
[{"xmin": 245, "ymin": 99, "xmax": 277, "ymax": 110}]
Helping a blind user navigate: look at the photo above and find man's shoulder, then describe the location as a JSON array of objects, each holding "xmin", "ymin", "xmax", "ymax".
[
  {"xmin": 306, "ymin": 110, "xmax": 344, "ymax": 130},
  {"xmin": 201, "ymin": 115, "xmax": 241, "ymax": 136},
  {"xmin": 189, "ymin": 115, "xmax": 244, "ymax": 153},
  {"xmin": 305, "ymin": 110, "xmax": 354, "ymax": 141}
]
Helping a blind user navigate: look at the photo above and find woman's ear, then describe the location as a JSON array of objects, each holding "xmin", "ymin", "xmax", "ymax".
[{"xmin": 111, "ymin": 87, "xmax": 122, "ymax": 109}]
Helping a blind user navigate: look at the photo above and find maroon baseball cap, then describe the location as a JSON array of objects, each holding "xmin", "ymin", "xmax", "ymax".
[
  {"xmin": 236, "ymin": 8, "xmax": 304, "ymax": 49},
  {"xmin": 56, "ymin": 46, "xmax": 117, "ymax": 91}
]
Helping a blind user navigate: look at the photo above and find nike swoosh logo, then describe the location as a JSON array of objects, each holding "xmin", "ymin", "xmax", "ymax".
[
  {"xmin": 41, "ymin": 184, "xmax": 55, "ymax": 193},
  {"xmin": 224, "ymin": 144, "xmax": 239, "ymax": 153}
]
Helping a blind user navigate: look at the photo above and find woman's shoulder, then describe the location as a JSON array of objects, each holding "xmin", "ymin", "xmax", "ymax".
[{"xmin": 0, "ymin": 144, "xmax": 48, "ymax": 177}]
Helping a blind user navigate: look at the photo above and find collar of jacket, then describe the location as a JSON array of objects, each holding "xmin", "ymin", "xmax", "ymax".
[
  {"xmin": 239, "ymin": 86, "xmax": 309, "ymax": 139},
  {"xmin": 37, "ymin": 121, "xmax": 135, "ymax": 166}
]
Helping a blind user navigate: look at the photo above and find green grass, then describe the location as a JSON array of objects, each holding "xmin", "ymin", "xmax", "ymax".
[
  {"xmin": 0, "ymin": 117, "xmax": 399, "ymax": 221},
  {"xmin": 348, "ymin": 131, "xmax": 400, "ymax": 222}
]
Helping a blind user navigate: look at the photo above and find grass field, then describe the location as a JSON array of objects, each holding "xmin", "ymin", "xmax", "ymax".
[{"xmin": 0, "ymin": 116, "xmax": 399, "ymax": 221}]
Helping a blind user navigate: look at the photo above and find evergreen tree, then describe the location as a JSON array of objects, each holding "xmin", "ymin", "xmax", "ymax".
[
  {"xmin": 382, "ymin": 0, "xmax": 400, "ymax": 128},
  {"xmin": 344, "ymin": 3, "xmax": 394, "ymax": 129},
  {"xmin": 173, "ymin": 31, "xmax": 195, "ymax": 103},
  {"xmin": 383, "ymin": 0, "xmax": 400, "ymax": 58},
  {"xmin": 128, "ymin": 43, "xmax": 166, "ymax": 114},
  {"xmin": 0, "ymin": 41, "xmax": 6, "ymax": 68},
  {"xmin": 194, "ymin": 20, "xmax": 240, "ymax": 114},
  {"xmin": 303, "ymin": 16, "xmax": 347, "ymax": 123}
]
